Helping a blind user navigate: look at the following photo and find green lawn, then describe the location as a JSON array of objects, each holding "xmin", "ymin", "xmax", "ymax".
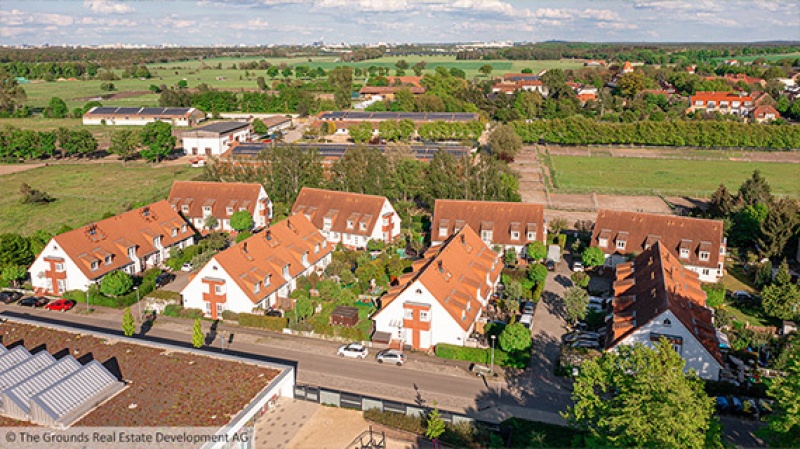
[
  {"xmin": 0, "ymin": 163, "xmax": 199, "ymax": 235},
  {"xmin": 550, "ymin": 155, "xmax": 800, "ymax": 197}
]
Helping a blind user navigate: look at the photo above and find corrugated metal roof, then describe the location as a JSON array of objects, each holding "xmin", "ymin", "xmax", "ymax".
[
  {"xmin": 0, "ymin": 347, "xmax": 31, "ymax": 372},
  {"xmin": 0, "ymin": 351, "xmax": 55, "ymax": 393},
  {"xmin": 2, "ymin": 355, "xmax": 82, "ymax": 418}
]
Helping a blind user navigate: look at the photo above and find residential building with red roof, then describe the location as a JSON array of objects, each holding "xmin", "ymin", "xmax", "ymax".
[
  {"xmin": 291, "ymin": 188, "xmax": 401, "ymax": 250},
  {"xmin": 724, "ymin": 74, "xmax": 766, "ymax": 87},
  {"xmin": 687, "ymin": 91, "xmax": 755, "ymax": 116},
  {"xmin": 432, "ymin": 200, "xmax": 546, "ymax": 258},
  {"xmin": 181, "ymin": 214, "xmax": 332, "ymax": 319},
  {"xmin": 621, "ymin": 61, "xmax": 634, "ymax": 74},
  {"xmin": 168, "ymin": 181, "xmax": 272, "ymax": 233},
  {"xmin": 358, "ymin": 86, "xmax": 425, "ymax": 100},
  {"xmin": 491, "ymin": 79, "xmax": 548, "ymax": 96},
  {"xmin": 606, "ymin": 242, "xmax": 723, "ymax": 380},
  {"xmin": 386, "ymin": 76, "xmax": 423, "ymax": 87},
  {"xmin": 372, "ymin": 225, "xmax": 502, "ymax": 350},
  {"xmin": 591, "ymin": 209, "xmax": 726, "ymax": 282},
  {"xmin": 29, "ymin": 201, "xmax": 195, "ymax": 296},
  {"xmin": 751, "ymin": 105, "xmax": 781, "ymax": 123}
]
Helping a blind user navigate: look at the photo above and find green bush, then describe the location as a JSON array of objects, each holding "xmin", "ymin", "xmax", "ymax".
[
  {"xmin": 221, "ymin": 310, "xmax": 240, "ymax": 321},
  {"xmin": 146, "ymin": 289, "xmax": 181, "ymax": 301},
  {"xmin": 363, "ymin": 409, "xmax": 425, "ymax": 434},
  {"xmin": 702, "ymin": 283, "xmax": 726, "ymax": 308},
  {"xmin": 504, "ymin": 417, "xmax": 583, "ymax": 448},
  {"xmin": 237, "ymin": 313, "xmax": 289, "ymax": 331},
  {"xmin": 163, "ymin": 304, "xmax": 204, "ymax": 319},
  {"xmin": 571, "ymin": 271, "xmax": 590, "ymax": 288},
  {"xmin": 434, "ymin": 343, "xmax": 530, "ymax": 368}
]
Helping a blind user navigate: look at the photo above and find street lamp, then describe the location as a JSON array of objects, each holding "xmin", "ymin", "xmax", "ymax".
[
  {"xmin": 134, "ymin": 286, "xmax": 140, "ymax": 322},
  {"xmin": 490, "ymin": 335, "xmax": 496, "ymax": 374}
]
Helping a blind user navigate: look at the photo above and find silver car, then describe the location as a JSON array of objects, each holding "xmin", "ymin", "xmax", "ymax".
[
  {"xmin": 337, "ymin": 343, "xmax": 368, "ymax": 359},
  {"xmin": 571, "ymin": 340, "xmax": 601, "ymax": 349},
  {"xmin": 376, "ymin": 349, "xmax": 405, "ymax": 366}
]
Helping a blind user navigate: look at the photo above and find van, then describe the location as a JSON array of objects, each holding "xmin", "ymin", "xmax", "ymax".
[{"xmin": 519, "ymin": 313, "xmax": 533, "ymax": 329}]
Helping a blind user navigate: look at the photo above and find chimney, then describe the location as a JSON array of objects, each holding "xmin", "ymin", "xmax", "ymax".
[
  {"xmin": 243, "ymin": 242, "xmax": 248, "ymax": 253},
  {"xmin": 437, "ymin": 260, "xmax": 444, "ymax": 273},
  {"xmin": 266, "ymin": 230, "xmax": 272, "ymax": 241},
  {"xmin": 286, "ymin": 219, "xmax": 292, "ymax": 230},
  {"xmin": 460, "ymin": 234, "xmax": 465, "ymax": 244}
]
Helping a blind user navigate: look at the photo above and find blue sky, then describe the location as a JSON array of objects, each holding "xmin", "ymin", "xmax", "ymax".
[{"xmin": 1, "ymin": 0, "xmax": 798, "ymax": 46}]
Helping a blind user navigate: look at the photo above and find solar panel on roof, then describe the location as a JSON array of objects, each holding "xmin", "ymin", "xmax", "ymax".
[
  {"xmin": 89, "ymin": 107, "xmax": 117, "ymax": 114},
  {"xmin": 115, "ymin": 107, "xmax": 141, "ymax": 115},
  {"xmin": 139, "ymin": 107, "xmax": 164, "ymax": 115},
  {"xmin": 161, "ymin": 108, "xmax": 192, "ymax": 116}
]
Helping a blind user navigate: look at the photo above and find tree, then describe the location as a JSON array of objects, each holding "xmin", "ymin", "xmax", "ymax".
[
  {"xmin": 328, "ymin": 66, "xmax": 353, "ymax": 110},
  {"xmin": 488, "ymin": 124, "xmax": 522, "ymax": 161},
  {"xmin": 0, "ymin": 233, "xmax": 34, "ymax": 267},
  {"xmin": 295, "ymin": 296, "xmax": 313, "ymax": 321},
  {"xmin": 252, "ymin": 118, "xmax": 268, "ymax": 134},
  {"xmin": 499, "ymin": 322, "xmax": 532, "ymax": 353},
  {"xmin": 230, "ymin": 210, "xmax": 255, "ymax": 232},
  {"xmin": 109, "ymin": 129, "xmax": 140, "ymax": 162},
  {"xmin": 581, "ymin": 246, "xmax": 605, "ymax": 268},
  {"xmin": 45, "ymin": 97, "xmax": 68, "ymax": 119},
  {"xmin": 395, "ymin": 59, "xmax": 409, "ymax": 71},
  {"xmin": 615, "ymin": 72, "xmax": 652, "ymax": 98},
  {"xmin": 707, "ymin": 184, "xmax": 734, "ymax": 218},
  {"xmin": 738, "ymin": 170, "xmax": 773, "ymax": 207},
  {"xmin": 412, "ymin": 61, "xmax": 426, "ymax": 76},
  {"xmin": 204, "ymin": 215, "xmax": 219, "ymax": 230},
  {"xmin": 0, "ymin": 265, "xmax": 27, "ymax": 288},
  {"xmin": 192, "ymin": 318, "xmax": 204, "ymax": 348},
  {"xmin": 425, "ymin": 402, "xmax": 446, "ymax": 441},
  {"xmin": 0, "ymin": 67, "xmax": 27, "ymax": 115},
  {"xmin": 762, "ymin": 357, "xmax": 800, "ymax": 447},
  {"xmin": 758, "ymin": 198, "xmax": 799, "ymax": 258},
  {"xmin": 479, "ymin": 64, "xmax": 494, "ymax": 77},
  {"xmin": 528, "ymin": 263, "xmax": 548, "ymax": 285},
  {"xmin": 526, "ymin": 241, "xmax": 547, "ymax": 261},
  {"xmin": 122, "ymin": 308, "xmax": 135, "ymax": 337},
  {"xmin": 762, "ymin": 282, "xmax": 800, "ymax": 321},
  {"xmin": 565, "ymin": 340, "xmax": 721, "ymax": 448},
  {"xmin": 504, "ymin": 279, "xmax": 525, "ymax": 301},
  {"xmin": 256, "ymin": 76, "xmax": 267, "ymax": 91},
  {"xmin": 100, "ymin": 270, "xmax": 133, "ymax": 297},
  {"xmin": 139, "ymin": 121, "xmax": 175, "ymax": 163},
  {"xmin": 348, "ymin": 122, "xmax": 374, "ymax": 143},
  {"xmin": 20, "ymin": 183, "xmax": 55, "ymax": 204},
  {"xmin": 563, "ymin": 287, "xmax": 589, "ymax": 324}
]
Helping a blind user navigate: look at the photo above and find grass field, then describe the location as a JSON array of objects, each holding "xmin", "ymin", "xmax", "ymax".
[
  {"xmin": 0, "ymin": 163, "xmax": 199, "ymax": 235},
  {"xmin": 550, "ymin": 155, "xmax": 800, "ymax": 197},
  {"xmin": 21, "ymin": 56, "xmax": 584, "ymax": 110}
]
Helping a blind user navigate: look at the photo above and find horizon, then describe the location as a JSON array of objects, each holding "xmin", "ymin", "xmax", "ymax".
[{"xmin": 1, "ymin": 0, "xmax": 798, "ymax": 47}]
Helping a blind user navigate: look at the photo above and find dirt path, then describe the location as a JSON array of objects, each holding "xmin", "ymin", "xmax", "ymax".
[
  {"xmin": 0, "ymin": 163, "xmax": 46, "ymax": 176},
  {"xmin": 509, "ymin": 145, "xmax": 548, "ymax": 204},
  {"xmin": 546, "ymin": 144, "xmax": 800, "ymax": 163}
]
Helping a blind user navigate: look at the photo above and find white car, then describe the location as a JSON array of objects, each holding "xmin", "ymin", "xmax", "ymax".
[
  {"xmin": 181, "ymin": 263, "xmax": 193, "ymax": 272},
  {"xmin": 337, "ymin": 343, "xmax": 368, "ymax": 359},
  {"xmin": 519, "ymin": 313, "xmax": 534, "ymax": 329},
  {"xmin": 572, "ymin": 261, "xmax": 584, "ymax": 272}
]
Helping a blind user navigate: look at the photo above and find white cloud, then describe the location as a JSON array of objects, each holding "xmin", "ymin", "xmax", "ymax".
[
  {"xmin": 161, "ymin": 16, "xmax": 195, "ymax": 28},
  {"xmin": 229, "ymin": 18, "xmax": 270, "ymax": 29},
  {"xmin": 83, "ymin": 0, "xmax": 134, "ymax": 14},
  {"xmin": 0, "ymin": 10, "xmax": 74, "ymax": 26}
]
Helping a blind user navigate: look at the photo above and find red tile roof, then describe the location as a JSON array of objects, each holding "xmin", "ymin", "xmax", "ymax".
[
  {"xmin": 607, "ymin": 242, "xmax": 723, "ymax": 365},
  {"xmin": 291, "ymin": 188, "xmax": 390, "ymax": 237},
  {"xmin": 386, "ymin": 76, "xmax": 423, "ymax": 87},
  {"xmin": 210, "ymin": 215, "xmax": 332, "ymax": 304},
  {"xmin": 433, "ymin": 200, "xmax": 546, "ymax": 246},
  {"xmin": 375, "ymin": 225, "xmax": 501, "ymax": 331},
  {"xmin": 168, "ymin": 181, "xmax": 266, "ymax": 220},
  {"xmin": 690, "ymin": 91, "xmax": 754, "ymax": 105},
  {"xmin": 359, "ymin": 86, "xmax": 425, "ymax": 95},
  {"xmin": 752, "ymin": 105, "xmax": 781, "ymax": 119},
  {"xmin": 53, "ymin": 200, "xmax": 192, "ymax": 280},
  {"xmin": 592, "ymin": 209, "xmax": 724, "ymax": 270}
]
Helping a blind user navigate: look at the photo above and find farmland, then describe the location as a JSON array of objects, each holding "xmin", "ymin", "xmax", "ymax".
[
  {"xmin": 549, "ymin": 155, "xmax": 800, "ymax": 197},
  {"xmin": 0, "ymin": 162, "xmax": 199, "ymax": 235}
]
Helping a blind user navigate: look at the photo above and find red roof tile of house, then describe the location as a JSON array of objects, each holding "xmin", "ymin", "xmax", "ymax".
[
  {"xmin": 433, "ymin": 200, "xmax": 546, "ymax": 246},
  {"xmin": 607, "ymin": 242, "xmax": 722, "ymax": 364},
  {"xmin": 168, "ymin": 181, "xmax": 265, "ymax": 220},
  {"xmin": 291, "ymin": 188, "xmax": 389, "ymax": 237},
  {"xmin": 752, "ymin": 105, "xmax": 781, "ymax": 119},
  {"xmin": 724, "ymin": 74, "xmax": 766, "ymax": 85},
  {"xmin": 210, "ymin": 214, "xmax": 331, "ymax": 304},
  {"xmin": 690, "ymin": 91, "xmax": 754, "ymax": 104},
  {"xmin": 386, "ymin": 76, "xmax": 423, "ymax": 87},
  {"xmin": 375, "ymin": 225, "xmax": 501, "ymax": 331},
  {"xmin": 53, "ymin": 201, "xmax": 192, "ymax": 280},
  {"xmin": 592, "ymin": 209, "xmax": 724, "ymax": 270},
  {"xmin": 359, "ymin": 86, "xmax": 425, "ymax": 95}
]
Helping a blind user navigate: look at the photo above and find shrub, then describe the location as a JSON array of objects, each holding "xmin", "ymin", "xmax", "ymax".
[
  {"xmin": 100, "ymin": 270, "xmax": 133, "ymax": 297},
  {"xmin": 221, "ymin": 310, "xmax": 240, "ymax": 321},
  {"xmin": 163, "ymin": 304, "xmax": 204, "ymax": 319},
  {"xmin": 237, "ymin": 313, "xmax": 289, "ymax": 331},
  {"xmin": 363, "ymin": 409, "xmax": 425, "ymax": 434},
  {"xmin": 702, "ymin": 283, "xmax": 726, "ymax": 308},
  {"xmin": 571, "ymin": 271, "xmax": 590, "ymax": 288},
  {"xmin": 434, "ymin": 343, "xmax": 530, "ymax": 368}
]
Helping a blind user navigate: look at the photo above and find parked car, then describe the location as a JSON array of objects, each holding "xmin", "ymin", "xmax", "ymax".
[
  {"xmin": 728, "ymin": 396, "xmax": 743, "ymax": 413},
  {"xmin": 573, "ymin": 322, "xmax": 589, "ymax": 332},
  {"xmin": 265, "ymin": 309, "xmax": 283, "ymax": 317},
  {"xmin": 0, "ymin": 291, "xmax": 22, "ymax": 304},
  {"xmin": 180, "ymin": 263, "xmax": 193, "ymax": 272},
  {"xmin": 19, "ymin": 296, "xmax": 49, "ymax": 308},
  {"xmin": 521, "ymin": 301, "xmax": 535, "ymax": 315},
  {"xmin": 743, "ymin": 399, "xmax": 759, "ymax": 416},
  {"xmin": 376, "ymin": 349, "xmax": 405, "ymax": 366},
  {"xmin": 589, "ymin": 296, "xmax": 611, "ymax": 307},
  {"xmin": 155, "ymin": 272, "xmax": 175, "ymax": 287},
  {"xmin": 44, "ymin": 299, "xmax": 76, "ymax": 312},
  {"xmin": 337, "ymin": 342, "xmax": 368, "ymax": 359},
  {"xmin": 586, "ymin": 303, "xmax": 604, "ymax": 313},
  {"xmin": 545, "ymin": 260, "xmax": 556, "ymax": 271},
  {"xmin": 757, "ymin": 399, "xmax": 774, "ymax": 415},
  {"xmin": 563, "ymin": 331, "xmax": 601, "ymax": 343},
  {"xmin": 715, "ymin": 396, "xmax": 730, "ymax": 412},
  {"xmin": 571, "ymin": 340, "xmax": 600, "ymax": 349},
  {"xmin": 519, "ymin": 313, "xmax": 533, "ymax": 329},
  {"xmin": 572, "ymin": 261, "xmax": 584, "ymax": 272}
]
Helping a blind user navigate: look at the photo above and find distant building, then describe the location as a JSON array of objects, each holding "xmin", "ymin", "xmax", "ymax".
[
  {"xmin": 168, "ymin": 181, "xmax": 272, "ymax": 232},
  {"xmin": 358, "ymin": 86, "xmax": 425, "ymax": 100},
  {"xmin": 621, "ymin": 61, "xmax": 634, "ymax": 74},
  {"xmin": 29, "ymin": 201, "xmax": 194, "ymax": 295},
  {"xmin": 751, "ymin": 105, "xmax": 781, "ymax": 123},
  {"xmin": 180, "ymin": 121, "xmax": 251, "ymax": 157},
  {"xmin": 687, "ymin": 91, "xmax": 755, "ymax": 116},
  {"xmin": 606, "ymin": 242, "xmax": 723, "ymax": 380},
  {"xmin": 82, "ymin": 106, "xmax": 205, "ymax": 127}
]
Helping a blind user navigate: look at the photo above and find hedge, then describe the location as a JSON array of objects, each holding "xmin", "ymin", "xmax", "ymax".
[
  {"xmin": 237, "ymin": 313, "xmax": 289, "ymax": 331},
  {"xmin": 163, "ymin": 304, "xmax": 204, "ymax": 319},
  {"xmin": 364, "ymin": 409, "xmax": 493, "ymax": 448},
  {"xmin": 363, "ymin": 409, "xmax": 425, "ymax": 434},
  {"xmin": 435, "ymin": 343, "xmax": 530, "ymax": 369},
  {"xmin": 63, "ymin": 268, "xmax": 161, "ymax": 309}
]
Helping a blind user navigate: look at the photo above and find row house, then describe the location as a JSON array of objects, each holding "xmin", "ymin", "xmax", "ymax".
[
  {"xmin": 492, "ymin": 79, "xmax": 549, "ymax": 96},
  {"xmin": 358, "ymin": 86, "xmax": 426, "ymax": 100},
  {"xmin": 687, "ymin": 91, "xmax": 756, "ymax": 116},
  {"xmin": 82, "ymin": 106, "xmax": 205, "ymax": 127},
  {"xmin": 606, "ymin": 242, "xmax": 723, "ymax": 380},
  {"xmin": 372, "ymin": 226, "xmax": 502, "ymax": 350},
  {"xmin": 168, "ymin": 181, "xmax": 272, "ymax": 232},
  {"xmin": 291, "ymin": 188, "xmax": 401, "ymax": 250},
  {"xmin": 591, "ymin": 209, "xmax": 726, "ymax": 282},
  {"xmin": 181, "ymin": 214, "xmax": 332, "ymax": 319},
  {"xmin": 180, "ymin": 121, "xmax": 252, "ymax": 157},
  {"xmin": 29, "ymin": 201, "xmax": 195, "ymax": 295},
  {"xmin": 432, "ymin": 200, "xmax": 546, "ymax": 258}
]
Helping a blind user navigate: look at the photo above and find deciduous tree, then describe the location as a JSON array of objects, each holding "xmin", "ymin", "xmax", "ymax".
[
  {"xmin": 101, "ymin": 270, "xmax": 133, "ymax": 297},
  {"xmin": 109, "ymin": 129, "xmax": 140, "ymax": 163},
  {"xmin": 526, "ymin": 241, "xmax": 547, "ymax": 261},
  {"xmin": 230, "ymin": 210, "xmax": 254, "ymax": 232},
  {"xmin": 488, "ymin": 124, "xmax": 522, "ymax": 161},
  {"xmin": 563, "ymin": 287, "xmax": 589, "ymax": 324},
  {"xmin": 139, "ymin": 121, "xmax": 175, "ymax": 163},
  {"xmin": 499, "ymin": 322, "xmax": 532, "ymax": 353},
  {"xmin": 581, "ymin": 246, "xmax": 605, "ymax": 268},
  {"xmin": 761, "ymin": 357, "xmax": 800, "ymax": 447}
]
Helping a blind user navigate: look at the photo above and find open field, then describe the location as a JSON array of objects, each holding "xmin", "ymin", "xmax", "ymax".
[
  {"xmin": 0, "ymin": 162, "xmax": 199, "ymax": 235},
  {"xmin": 20, "ymin": 56, "xmax": 584, "ymax": 109},
  {"xmin": 711, "ymin": 51, "xmax": 800, "ymax": 63},
  {"xmin": 549, "ymin": 155, "xmax": 800, "ymax": 197}
]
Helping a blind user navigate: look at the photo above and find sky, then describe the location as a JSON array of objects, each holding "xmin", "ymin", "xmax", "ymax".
[{"xmin": 1, "ymin": 0, "xmax": 799, "ymax": 47}]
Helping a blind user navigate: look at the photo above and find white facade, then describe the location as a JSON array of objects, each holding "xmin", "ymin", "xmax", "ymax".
[
  {"xmin": 602, "ymin": 252, "xmax": 723, "ymax": 283},
  {"xmin": 611, "ymin": 309, "xmax": 722, "ymax": 380},
  {"xmin": 318, "ymin": 200, "xmax": 401, "ymax": 249},
  {"xmin": 182, "ymin": 128, "xmax": 251, "ymax": 157}
]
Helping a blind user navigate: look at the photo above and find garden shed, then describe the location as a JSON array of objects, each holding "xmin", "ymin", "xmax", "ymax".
[{"xmin": 330, "ymin": 306, "xmax": 360, "ymax": 327}]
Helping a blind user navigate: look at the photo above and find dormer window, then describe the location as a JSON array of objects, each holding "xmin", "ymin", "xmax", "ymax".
[
  {"xmin": 282, "ymin": 264, "xmax": 290, "ymax": 279},
  {"xmin": 481, "ymin": 230, "xmax": 492, "ymax": 241},
  {"xmin": 181, "ymin": 224, "xmax": 187, "ymax": 233},
  {"xmin": 104, "ymin": 255, "xmax": 112, "ymax": 265},
  {"xmin": 699, "ymin": 251, "xmax": 710, "ymax": 261},
  {"xmin": 181, "ymin": 205, "xmax": 189, "ymax": 214},
  {"xmin": 599, "ymin": 238, "xmax": 608, "ymax": 248},
  {"xmin": 439, "ymin": 227, "xmax": 447, "ymax": 237},
  {"xmin": 527, "ymin": 231, "xmax": 536, "ymax": 240},
  {"xmin": 226, "ymin": 207, "xmax": 233, "ymax": 215},
  {"xmin": 172, "ymin": 228, "xmax": 178, "ymax": 237},
  {"xmin": 153, "ymin": 236, "xmax": 162, "ymax": 248},
  {"xmin": 323, "ymin": 217, "xmax": 332, "ymax": 229},
  {"xmin": 128, "ymin": 246, "xmax": 136, "ymax": 259},
  {"xmin": 511, "ymin": 231, "xmax": 520, "ymax": 241},
  {"xmin": 359, "ymin": 222, "xmax": 367, "ymax": 231},
  {"xmin": 314, "ymin": 243, "xmax": 320, "ymax": 254},
  {"xmin": 254, "ymin": 282, "xmax": 261, "ymax": 294},
  {"xmin": 91, "ymin": 261, "xmax": 99, "ymax": 271},
  {"xmin": 265, "ymin": 275, "xmax": 271, "ymax": 286},
  {"xmin": 680, "ymin": 248, "xmax": 690, "ymax": 259},
  {"xmin": 616, "ymin": 240, "xmax": 626, "ymax": 250},
  {"xmin": 347, "ymin": 220, "xmax": 354, "ymax": 229},
  {"xmin": 302, "ymin": 252, "xmax": 309, "ymax": 265},
  {"xmin": 202, "ymin": 206, "xmax": 211, "ymax": 215}
]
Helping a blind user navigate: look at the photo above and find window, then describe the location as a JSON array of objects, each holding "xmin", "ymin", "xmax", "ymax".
[
  {"xmin": 265, "ymin": 275, "xmax": 271, "ymax": 286},
  {"xmin": 226, "ymin": 207, "xmax": 233, "ymax": 215},
  {"xmin": 616, "ymin": 240, "xmax": 626, "ymax": 250},
  {"xmin": 404, "ymin": 309, "xmax": 413, "ymax": 319},
  {"xmin": 481, "ymin": 230, "xmax": 492, "ymax": 241},
  {"xmin": 204, "ymin": 302, "xmax": 211, "ymax": 315},
  {"xmin": 347, "ymin": 220, "xmax": 354, "ymax": 229},
  {"xmin": 680, "ymin": 248, "xmax": 690, "ymax": 259},
  {"xmin": 254, "ymin": 282, "xmax": 261, "ymax": 294},
  {"xmin": 302, "ymin": 252, "xmax": 308, "ymax": 265},
  {"xmin": 214, "ymin": 284, "xmax": 225, "ymax": 295},
  {"xmin": 663, "ymin": 318, "xmax": 671, "ymax": 327},
  {"xmin": 171, "ymin": 228, "xmax": 178, "ymax": 237},
  {"xmin": 202, "ymin": 206, "xmax": 211, "ymax": 215},
  {"xmin": 181, "ymin": 224, "xmax": 187, "ymax": 233},
  {"xmin": 527, "ymin": 231, "xmax": 536, "ymax": 241},
  {"xmin": 153, "ymin": 236, "xmax": 162, "ymax": 248},
  {"xmin": 702, "ymin": 269, "xmax": 710, "ymax": 276},
  {"xmin": 511, "ymin": 231, "xmax": 520, "ymax": 241},
  {"xmin": 91, "ymin": 261, "xmax": 99, "ymax": 271},
  {"xmin": 466, "ymin": 301, "xmax": 471, "ymax": 312},
  {"xmin": 181, "ymin": 205, "xmax": 189, "ymax": 213},
  {"xmin": 216, "ymin": 303, "xmax": 224, "ymax": 317},
  {"xmin": 128, "ymin": 247, "xmax": 136, "ymax": 259},
  {"xmin": 104, "ymin": 255, "xmax": 112, "ymax": 265},
  {"xmin": 359, "ymin": 222, "xmax": 367, "ymax": 231},
  {"xmin": 323, "ymin": 217, "xmax": 332, "ymax": 229},
  {"xmin": 57, "ymin": 279, "xmax": 66, "ymax": 293},
  {"xmin": 282, "ymin": 265, "xmax": 290, "ymax": 279},
  {"xmin": 599, "ymin": 238, "xmax": 608, "ymax": 248},
  {"xmin": 55, "ymin": 263, "xmax": 64, "ymax": 272},
  {"xmin": 314, "ymin": 243, "xmax": 320, "ymax": 254},
  {"xmin": 699, "ymin": 251, "xmax": 710, "ymax": 261},
  {"xmin": 420, "ymin": 311, "xmax": 430, "ymax": 321}
]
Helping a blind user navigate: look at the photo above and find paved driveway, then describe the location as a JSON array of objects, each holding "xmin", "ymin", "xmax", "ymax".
[{"xmin": 160, "ymin": 271, "xmax": 191, "ymax": 293}]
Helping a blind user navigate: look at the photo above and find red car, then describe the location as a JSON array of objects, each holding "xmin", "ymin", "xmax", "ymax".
[{"xmin": 44, "ymin": 299, "xmax": 76, "ymax": 311}]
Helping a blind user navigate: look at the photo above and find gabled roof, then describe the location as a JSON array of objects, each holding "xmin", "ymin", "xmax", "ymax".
[
  {"xmin": 291, "ymin": 188, "xmax": 390, "ymax": 237},
  {"xmin": 433, "ymin": 200, "xmax": 546, "ymax": 246},
  {"xmin": 168, "ymin": 181, "xmax": 266, "ymax": 219},
  {"xmin": 206, "ymin": 214, "xmax": 332, "ymax": 304},
  {"xmin": 752, "ymin": 105, "xmax": 780, "ymax": 119},
  {"xmin": 607, "ymin": 242, "xmax": 723, "ymax": 365},
  {"xmin": 592, "ymin": 209, "xmax": 724, "ymax": 269},
  {"xmin": 50, "ymin": 201, "xmax": 193, "ymax": 280},
  {"xmin": 690, "ymin": 91, "xmax": 754, "ymax": 104},
  {"xmin": 183, "ymin": 121, "xmax": 250, "ymax": 135},
  {"xmin": 359, "ymin": 86, "xmax": 425, "ymax": 95},
  {"xmin": 386, "ymin": 76, "xmax": 423, "ymax": 87},
  {"xmin": 374, "ymin": 225, "xmax": 501, "ymax": 331}
]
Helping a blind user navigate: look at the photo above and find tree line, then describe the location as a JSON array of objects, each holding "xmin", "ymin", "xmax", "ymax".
[{"xmin": 513, "ymin": 116, "xmax": 800, "ymax": 149}]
